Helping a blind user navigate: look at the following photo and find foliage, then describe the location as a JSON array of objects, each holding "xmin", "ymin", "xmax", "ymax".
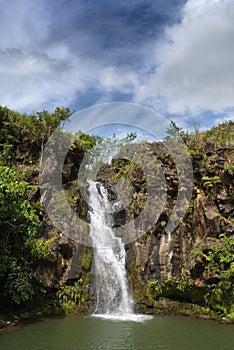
[
  {"xmin": 81, "ymin": 250, "xmax": 92, "ymax": 271},
  {"xmin": 184, "ymin": 120, "xmax": 234, "ymax": 159},
  {"xmin": 224, "ymin": 160, "xmax": 234, "ymax": 176},
  {"xmin": 57, "ymin": 276, "xmax": 91, "ymax": 314},
  {"xmin": 27, "ymin": 237, "xmax": 55, "ymax": 260},
  {"xmin": 0, "ymin": 105, "xmax": 234, "ymax": 320},
  {"xmin": 0, "ymin": 165, "xmax": 40, "ymax": 239},
  {"xmin": 58, "ymin": 280, "xmax": 83, "ymax": 308},
  {"xmin": 145, "ymin": 250, "xmax": 234, "ymax": 320},
  {"xmin": 204, "ymin": 236, "xmax": 234, "ymax": 313},
  {"xmin": 0, "ymin": 106, "xmax": 72, "ymax": 164},
  {"xmin": 202, "ymin": 175, "xmax": 221, "ymax": 188},
  {"xmin": 0, "ymin": 165, "xmax": 53, "ymax": 306},
  {"xmin": 164, "ymin": 121, "xmax": 184, "ymax": 140},
  {"xmin": 0, "ymin": 245, "xmax": 34, "ymax": 305},
  {"xmin": 4, "ymin": 259, "xmax": 35, "ymax": 304},
  {"xmin": 190, "ymin": 246, "xmax": 207, "ymax": 263},
  {"xmin": 147, "ymin": 269, "xmax": 194, "ymax": 302},
  {"xmin": 75, "ymin": 131, "xmax": 101, "ymax": 150},
  {"xmin": 203, "ymin": 121, "xmax": 234, "ymax": 146}
]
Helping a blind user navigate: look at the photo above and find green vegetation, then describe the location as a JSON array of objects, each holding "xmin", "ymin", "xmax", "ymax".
[
  {"xmin": 81, "ymin": 250, "xmax": 92, "ymax": 271},
  {"xmin": 164, "ymin": 120, "xmax": 184, "ymax": 140},
  {"xmin": 0, "ymin": 106, "xmax": 72, "ymax": 165},
  {"xmin": 205, "ymin": 236, "xmax": 234, "ymax": 320},
  {"xmin": 0, "ymin": 165, "xmax": 48, "ymax": 306},
  {"xmin": 202, "ymin": 175, "xmax": 221, "ymax": 188},
  {"xmin": 58, "ymin": 281, "xmax": 83, "ymax": 312},
  {"xmin": 0, "ymin": 106, "xmax": 233, "ymax": 324},
  {"xmin": 203, "ymin": 121, "xmax": 234, "ymax": 145},
  {"xmin": 0, "ymin": 106, "xmax": 96, "ymax": 315},
  {"xmin": 142, "ymin": 236, "xmax": 234, "ymax": 321}
]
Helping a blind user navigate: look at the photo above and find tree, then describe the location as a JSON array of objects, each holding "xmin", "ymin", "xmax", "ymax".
[
  {"xmin": 0, "ymin": 166, "xmax": 51, "ymax": 305},
  {"xmin": 164, "ymin": 121, "xmax": 184, "ymax": 140},
  {"xmin": 0, "ymin": 106, "xmax": 73, "ymax": 165}
]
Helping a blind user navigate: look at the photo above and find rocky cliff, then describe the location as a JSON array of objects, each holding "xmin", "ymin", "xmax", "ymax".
[
  {"xmin": 31, "ymin": 139, "xmax": 234, "ymax": 320},
  {"xmin": 1, "ymin": 107, "xmax": 233, "ymax": 325}
]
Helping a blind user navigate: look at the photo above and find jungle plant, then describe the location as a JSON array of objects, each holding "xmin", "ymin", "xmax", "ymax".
[{"xmin": 204, "ymin": 236, "xmax": 234, "ymax": 314}]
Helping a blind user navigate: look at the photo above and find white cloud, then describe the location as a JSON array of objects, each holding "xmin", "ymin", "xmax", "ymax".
[
  {"xmin": 0, "ymin": 0, "xmax": 104, "ymax": 111},
  {"xmin": 136, "ymin": 0, "xmax": 234, "ymax": 114},
  {"xmin": 1, "ymin": 0, "xmax": 234, "ymax": 120},
  {"xmin": 99, "ymin": 66, "xmax": 139, "ymax": 94},
  {"xmin": 0, "ymin": 0, "xmax": 49, "ymax": 50},
  {"xmin": 213, "ymin": 113, "xmax": 234, "ymax": 126},
  {"xmin": 0, "ymin": 48, "xmax": 102, "ymax": 111}
]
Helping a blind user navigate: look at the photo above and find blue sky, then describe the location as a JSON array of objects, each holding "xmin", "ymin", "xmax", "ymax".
[{"xmin": 0, "ymin": 0, "xmax": 234, "ymax": 132}]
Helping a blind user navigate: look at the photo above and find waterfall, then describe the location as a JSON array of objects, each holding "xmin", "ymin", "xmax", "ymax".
[
  {"xmin": 88, "ymin": 180, "xmax": 153, "ymax": 322},
  {"xmin": 88, "ymin": 180, "xmax": 135, "ymax": 318}
]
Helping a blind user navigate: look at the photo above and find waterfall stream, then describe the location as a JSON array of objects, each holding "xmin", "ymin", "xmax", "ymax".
[
  {"xmin": 88, "ymin": 180, "xmax": 151, "ymax": 321},
  {"xmin": 88, "ymin": 180, "xmax": 133, "ymax": 317}
]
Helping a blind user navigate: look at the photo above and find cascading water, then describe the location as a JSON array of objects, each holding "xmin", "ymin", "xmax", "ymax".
[
  {"xmin": 88, "ymin": 180, "xmax": 135, "ymax": 319},
  {"xmin": 88, "ymin": 180, "xmax": 151, "ymax": 322}
]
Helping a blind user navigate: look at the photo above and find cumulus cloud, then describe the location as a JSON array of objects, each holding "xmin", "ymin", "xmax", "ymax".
[
  {"xmin": 0, "ymin": 0, "xmax": 184, "ymax": 112},
  {"xmin": 99, "ymin": 66, "xmax": 139, "ymax": 94},
  {"xmin": 4, "ymin": 0, "xmax": 232, "ymax": 121},
  {"xmin": 136, "ymin": 0, "xmax": 234, "ymax": 114},
  {"xmin": 0, "ymin": 47, "xmax": 103, "ymax": 111}
]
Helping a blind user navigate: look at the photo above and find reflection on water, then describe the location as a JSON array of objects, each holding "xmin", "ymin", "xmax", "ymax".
[{"xmin": 0, "ymin": 315, "xmax": 234, "ymax": 350}]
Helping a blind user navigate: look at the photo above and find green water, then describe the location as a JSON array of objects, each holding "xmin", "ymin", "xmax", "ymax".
[{"xmin": 0, "ymin": 315, "xmax": 233, "ymax": 350}]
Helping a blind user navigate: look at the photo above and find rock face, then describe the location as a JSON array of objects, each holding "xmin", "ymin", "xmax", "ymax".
[
  {"xmin": 33, "ymin": 232, "xmax": 90, "ymax": 287},
  {"xmin": 32, "ymin": 141, "xmax": 233, "ymax": 313},
  {"xmin": 96, "ymin": 142, "xmax": 234, "ymax": 309}
]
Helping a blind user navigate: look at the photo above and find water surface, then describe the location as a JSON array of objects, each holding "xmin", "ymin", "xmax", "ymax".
[{"xmin": 1, "ymin": 315, "xmax": 233, "ymax": 350}]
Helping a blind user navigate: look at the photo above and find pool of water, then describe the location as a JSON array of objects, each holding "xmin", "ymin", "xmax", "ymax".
[{"xmin": 0, "ymin": 315, "xmax": 233, "ymax": 350}]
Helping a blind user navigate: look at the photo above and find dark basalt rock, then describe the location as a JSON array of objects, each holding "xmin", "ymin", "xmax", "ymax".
[
  {"xmin": 30, "ymin": 140, "xmax": 233, "ymax": 317},
  {"xmin": 58, "ymin": 236, "xmax": 73, "ymax": 259}
]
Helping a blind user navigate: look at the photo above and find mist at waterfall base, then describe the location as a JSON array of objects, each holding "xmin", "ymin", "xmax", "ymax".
[{"xmin": 88, "ymin": 180, "xmax": 152, "ymax": 322}]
